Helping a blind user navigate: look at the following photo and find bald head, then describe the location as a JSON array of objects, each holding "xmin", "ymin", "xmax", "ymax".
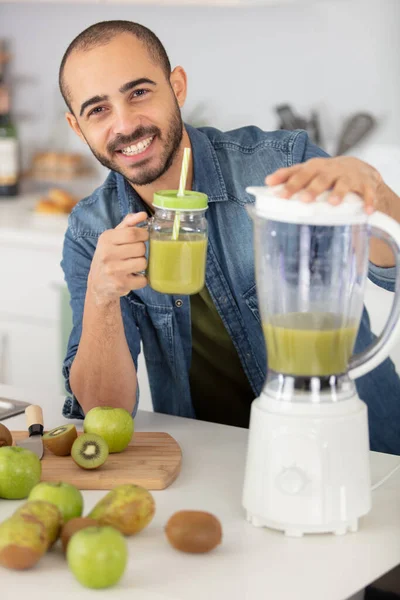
[{"xmin": 59, "ymin": 20, "xmax": 171, "ymax": 113}]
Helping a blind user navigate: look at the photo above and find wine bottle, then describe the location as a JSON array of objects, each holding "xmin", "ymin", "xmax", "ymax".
[{"xmin": 0, "ymin": 86, "xmax": 19, "ymax": 197}]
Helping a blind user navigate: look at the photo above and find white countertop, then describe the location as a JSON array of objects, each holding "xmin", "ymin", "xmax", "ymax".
[
  {"xmin": 0, "ymin": 174, "xmax": 103, "ymax": 247},
  {"xmin": 0, "ymin": 195, "xmax": 68, "ymax": 248},
  {"xmin": 1, "ymin": 383, "xmax": 400, "ymax": 600}
]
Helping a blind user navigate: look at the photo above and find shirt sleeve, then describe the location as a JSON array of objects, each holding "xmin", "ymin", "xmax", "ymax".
[
  {"xmin": 292, "ymin": 130, "xmax": 397, "ymax": 294},
  {"xmin": 368, "ymin": 263, "xmax": 396, "ymax": 292},
  {"xmin": 60, "ymin": 227, "xmax": 141, "ymax": 419}
]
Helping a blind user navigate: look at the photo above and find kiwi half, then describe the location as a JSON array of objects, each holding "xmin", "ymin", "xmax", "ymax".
[
  {"xmin": 0, "ymin": 423, "xmax": 12, "ymax": 447},
  {"xmin": 42, "ymin": 425, "xmax": 78, "ymax": 456},
  {"xmin": 71, "ymin": 433, "xmax": 109, "ymax": 470}
]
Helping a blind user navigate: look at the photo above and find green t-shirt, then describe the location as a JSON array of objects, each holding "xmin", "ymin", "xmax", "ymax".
[{"xmin": 189, "ymin": 286, "xmax": 255, "ymax": 428}]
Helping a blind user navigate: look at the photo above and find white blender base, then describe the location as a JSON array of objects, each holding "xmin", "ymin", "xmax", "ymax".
[
  {"xmin": 245, "ymin": 512, "xmax": 359, "ymax": 537},
  {"xmin": 242, "ymin": 394, "xmax": 371, "ymax": 537}
]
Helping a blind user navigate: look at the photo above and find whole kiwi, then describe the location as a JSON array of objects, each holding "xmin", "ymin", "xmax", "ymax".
[
  {"xmin": 60, "ymin": 517, "xmax": 99, "ymax": 553},
  {"xmin": 165, "ymin": 510, "xmax": 222, "ymax": 554},
  {"xmin": 0, "ymin": 424, "xmax": 12, "ymax": 447}
]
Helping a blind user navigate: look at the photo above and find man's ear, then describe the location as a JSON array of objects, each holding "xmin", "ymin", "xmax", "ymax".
[
  {"xmin": 170, "ymin": 66, "xmax": 188, "ymax": 108},
  {"xmin": 65, "ymin": 112, "xmax": 87, "ymax": 144}
]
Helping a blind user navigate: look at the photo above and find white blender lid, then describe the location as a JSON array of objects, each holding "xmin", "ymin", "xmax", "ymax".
[{"xmin": 246, "ymin": 184, "xmax": 369, "ymax": 225}]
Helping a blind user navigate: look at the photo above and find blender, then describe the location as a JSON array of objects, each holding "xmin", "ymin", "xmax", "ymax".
[{"xmin": 242, "ymin": 186, "xmax": 400, "ymax": 536}]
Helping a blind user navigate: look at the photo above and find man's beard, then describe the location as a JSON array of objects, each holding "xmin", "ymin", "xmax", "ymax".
[{"xmin": 85, "ymin": 98, "xmax": 183, "ymax": 186}]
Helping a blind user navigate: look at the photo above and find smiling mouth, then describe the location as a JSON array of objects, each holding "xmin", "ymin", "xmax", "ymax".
[{"xmin": 118, "ymin": 136, "xmax": 154, "ymax": 157}]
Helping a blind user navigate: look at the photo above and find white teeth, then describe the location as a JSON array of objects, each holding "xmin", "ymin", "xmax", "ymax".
[{"xmin": 121, "ymin": 136, "xmax": 153, "ymax": 156}]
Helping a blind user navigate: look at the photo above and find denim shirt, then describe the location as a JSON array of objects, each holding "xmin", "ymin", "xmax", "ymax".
[{"xmin": 61, "ymin": 124, "xmax": 400, "ymax": 454}]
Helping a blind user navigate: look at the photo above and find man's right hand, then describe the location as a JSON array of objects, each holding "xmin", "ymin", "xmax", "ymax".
[{"xmin": 88, "ymin": 212, "xmax": 149, "ymax": 303}]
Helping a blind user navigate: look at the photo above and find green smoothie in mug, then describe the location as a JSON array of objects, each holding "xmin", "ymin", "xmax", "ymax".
[{"xmin": 148, "ymin": 190, "xmax": 208, "ymax": 295}]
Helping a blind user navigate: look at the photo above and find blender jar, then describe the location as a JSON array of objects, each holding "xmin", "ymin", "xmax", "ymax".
[{"xmin": 247, "ymin": 185, "xmax": 400, "ymax": 402}]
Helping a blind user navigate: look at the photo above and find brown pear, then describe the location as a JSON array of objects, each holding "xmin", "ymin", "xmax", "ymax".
[
  {"xmin": 88, "ymin": 484, "xmax": 155, "ymax": 535},
  {"xmin": 0, "ymin": 516, "xmax": 49, "ymax": 570},
  {"xmin": 14, "ymin": 500, "xmax": 63, "ymax": 547}
]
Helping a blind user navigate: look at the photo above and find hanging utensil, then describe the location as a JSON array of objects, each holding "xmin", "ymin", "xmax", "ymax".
[
  {"xmin": 275, "ymin": 104, "xmax": 302, "ymax": 130},
  {"xmin": 335, "ymin": 113, "xmax": 377, "ymax": 156}
]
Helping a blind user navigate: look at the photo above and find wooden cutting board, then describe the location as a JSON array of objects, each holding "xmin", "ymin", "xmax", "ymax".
[{"xmin": 12, "ymin": 431, "xmax": 182, "ymax": 491}]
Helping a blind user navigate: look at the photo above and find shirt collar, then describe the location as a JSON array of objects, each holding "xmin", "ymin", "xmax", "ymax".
[
  {"xmin": 185, "ymin": 124, "xmax": 226, "ymax": 202},
  {"xmin": 116, "ymin": 123, "xmax": 227, "ymax": 218}
]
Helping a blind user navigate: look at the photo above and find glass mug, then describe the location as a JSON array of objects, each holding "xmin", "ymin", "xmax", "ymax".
[{"xmin": 136, "ymin": 190, "xmax": 208, "ymax": 295}]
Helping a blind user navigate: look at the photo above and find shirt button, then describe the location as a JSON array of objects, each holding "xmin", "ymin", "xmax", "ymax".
[{"xmin": 175, "ymin": 299, "xmax": 183, "ymax": 308}]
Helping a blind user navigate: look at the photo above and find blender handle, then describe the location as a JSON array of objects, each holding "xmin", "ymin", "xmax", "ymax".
[{"xmin": 349, "ymin": 211, "xmax": 400, "ymax": 380}]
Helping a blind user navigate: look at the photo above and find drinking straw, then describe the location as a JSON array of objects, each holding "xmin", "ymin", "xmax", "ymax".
[{"xmin": 172, "ymin": 147, "xmax": 191, "ymax": 240}]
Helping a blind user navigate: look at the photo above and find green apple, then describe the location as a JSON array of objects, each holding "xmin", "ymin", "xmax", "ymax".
[
  {"xmin": 67, "ymin": 526, "xmax": 127, "ymax": 589},
  {"xmin": 28, "ymin": 482, "xmax": 83, "ymax": 523},
  {"xmin": 84, "ymin": 407, "xmax": 134, "ymax": 453},
  {"xmin": 0, "ymin": 446, "xmax": 41, "ymax": 499}
]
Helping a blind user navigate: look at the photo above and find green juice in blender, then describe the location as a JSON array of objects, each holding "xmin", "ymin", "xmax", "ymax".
[
  {"xmin": 148, "ymin": 233, "xmax": 207, "ymax": 295},
  {"xmin": 263, "ymin": 312, "xmax": 358, "ymax": 376}
]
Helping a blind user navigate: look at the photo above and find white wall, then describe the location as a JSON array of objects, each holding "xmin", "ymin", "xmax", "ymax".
[{"xmin": 1, "ymin": 0, "xmax": 400, "ymax": 171}]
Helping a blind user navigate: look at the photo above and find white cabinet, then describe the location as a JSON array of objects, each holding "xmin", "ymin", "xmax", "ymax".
[
  {"xmin": 0, "ymin": 241, "xmax": 63, "ymax": 321},
  {"xmin": 0, "ymin": 196, "xmax": 154, "ymax": 411},
  {"xmin": 0, "ymin": 197, "xmax": 67, "ymax": 397},
  {"xmin": 0, "ymin": 318, "xmax": 60, "ymax": 394}
]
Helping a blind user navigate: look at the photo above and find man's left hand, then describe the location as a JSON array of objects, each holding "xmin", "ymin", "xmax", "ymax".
[{"xmin": 265, "ymin": 156, "xmax": 383, "ymax": 215}]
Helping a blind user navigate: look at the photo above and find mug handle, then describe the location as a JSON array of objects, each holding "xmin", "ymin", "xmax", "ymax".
[
  {"xmin": 349, "ymin": 211, "xmax": 400, "ymax": 380},
  {"xmin": 135, "ymin": 217, "xmax": 151, "ymax": 230},
  {"xmin": 133, "ymin": 216, "xmax": 152, "ymax": 277}
]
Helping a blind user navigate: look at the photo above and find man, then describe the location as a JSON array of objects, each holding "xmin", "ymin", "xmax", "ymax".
[{"xmin": 60, "ymin": 20, "xmax": 400, "ymax": 454}]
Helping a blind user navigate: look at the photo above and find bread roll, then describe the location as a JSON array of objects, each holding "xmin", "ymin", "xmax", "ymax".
[
  {"xmin": 48, "ymin": 188, "xmax": 77, "ymax": 210},
  {"xmin": 35, "ymin": 199, "xmax": 65, "ymax": 214}
]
